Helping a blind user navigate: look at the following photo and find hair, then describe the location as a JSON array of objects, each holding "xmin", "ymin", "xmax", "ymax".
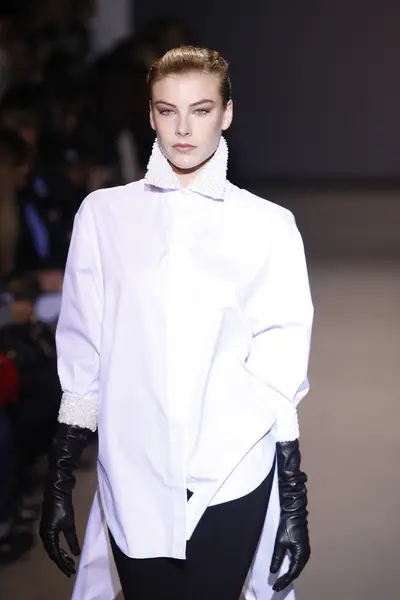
[{"xmin": 147, "ymin": 45, "xmax": 232, "ymax": 106}]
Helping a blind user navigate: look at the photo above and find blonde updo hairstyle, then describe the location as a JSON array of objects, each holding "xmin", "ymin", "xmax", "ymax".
[{"xmin": 147, "ymin": 45, "xmax": 232, "ymax": 107}]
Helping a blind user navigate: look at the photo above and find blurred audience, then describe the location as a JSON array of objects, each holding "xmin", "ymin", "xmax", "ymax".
[
  {"xmin": 0, "ymin": 272, "xmax": 58, "ymax": 565},
  {"xmin": 0, "ymin": 274, "xmax": 60, "ymax": 488}
]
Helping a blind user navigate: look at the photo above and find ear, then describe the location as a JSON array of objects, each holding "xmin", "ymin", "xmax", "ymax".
[
  {"xmin": 222, "ymin": 99, "xmax": 233, "ymax": 131},
  {"xmin": 149, "ymin": 101, "xmax": 156, "ymax": 131}
]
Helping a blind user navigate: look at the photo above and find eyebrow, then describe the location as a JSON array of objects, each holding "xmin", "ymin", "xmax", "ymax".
[{"xmin": 154, "ymin": 99, "xmax": 216, "ymax": 108}]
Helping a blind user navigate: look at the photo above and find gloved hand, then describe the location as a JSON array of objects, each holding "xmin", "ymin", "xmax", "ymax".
[
  {"xmin": 39, "ymin": 423, "xmax": 91, "ymax": 577},
  {"xmin": 270, "ymin": 439, "xmax": 310, "ymax": 592}
]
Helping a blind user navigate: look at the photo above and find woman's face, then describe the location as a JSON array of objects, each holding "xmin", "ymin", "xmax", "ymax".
[{"xmin": 150, "ymin": 71, "xmax": 232, "ymax": 180}]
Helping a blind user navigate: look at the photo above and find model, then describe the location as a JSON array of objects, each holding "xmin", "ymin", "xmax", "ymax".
[{"xmin": 40, "ymin": 45, "xmax": 314, "ymax": 600}]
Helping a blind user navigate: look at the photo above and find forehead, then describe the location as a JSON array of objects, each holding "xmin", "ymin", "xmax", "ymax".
[{"xmin": 152, "ymin": 72, "xmax": 221, "ymax": 103}]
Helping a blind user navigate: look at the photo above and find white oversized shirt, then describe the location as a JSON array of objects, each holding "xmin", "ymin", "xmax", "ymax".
[{"xmin": 56, "ymin": 136, "xmax": 313, "ymax": 560}]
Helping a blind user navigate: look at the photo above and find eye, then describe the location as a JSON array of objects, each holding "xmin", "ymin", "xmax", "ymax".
[
  {"xmin": 194, "ymin": 108, "xmax": 210, "ymax": 115},
  {"xmin": 158, "ymin": 109, "xmax": 174, "ymax": 116}
]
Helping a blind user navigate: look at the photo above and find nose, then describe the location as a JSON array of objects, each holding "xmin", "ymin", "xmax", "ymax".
[{"xmin": 176, "ymin": 115, "xmax": 191, "ymax": 137}]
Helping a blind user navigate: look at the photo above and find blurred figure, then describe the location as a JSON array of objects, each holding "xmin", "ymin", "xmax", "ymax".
[
  {"xmin": 34, "ymin": 259, "xmax": 64, "ymax": 326},
  {"xmin": 0, "ymin": 125, "xmax": 53, "ymax": 274},
  {"xmin": 0, "ymin": 350, "xmax": 33, "ymax": 565},
  {"xmin": 0, "ymin": 352, "xmax": 19, "ymax": 544},
  {"xmin": 86, "ymin": 50, "xmax": 144, "ymax": 183},
  {"xmin": 0, "ymin": 89, "xmax": 79, "ymax": 270},
  {"xmin": 39, "ymin": 82, "xmax": 88, "ymax": 159},
  {"xmin": 0, "ymin": 4, "xmax": 14, "ymax": 100},
  {"xmin": 0, "ymin": 273, "xmax": 61, "ymax": 501},
  {"xmin": 0, "ymin": 106, "xmax": 38, "ymax": 147},
  {"xmin": 0, "ymin": 127, "xmax": 31, "ymax": 278}
]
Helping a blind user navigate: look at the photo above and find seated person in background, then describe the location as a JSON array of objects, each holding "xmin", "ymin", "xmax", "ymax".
[
  {"xmin": 0, "ymin": 273, "xmax": 61, "ymax": 499},
  {"xmin": 0, "ymin": 102, "xmax": 74, "ymax": 273},
  {"xmin": 0, "ymin": 352, "xmax": 34, "ymax": 565},
  {"xmin": 0, "ymin": 288, "xmax": 12, "ymax": 327},
  {"xmin": 34, "ymin": 258, "xmax": 64, "ymax": 326},
  {"xmin": 0, "ymin": 127, "xmax": 32, "ymax": 279}
]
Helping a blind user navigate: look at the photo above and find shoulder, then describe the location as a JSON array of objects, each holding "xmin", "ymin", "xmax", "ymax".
[
  {"xmin": 77, "ymin": 180, "xmax": 146, "ymax": 222},
  {"xmin": 225, "ymin": 182, "xmax": 297, "ymax": 234}
]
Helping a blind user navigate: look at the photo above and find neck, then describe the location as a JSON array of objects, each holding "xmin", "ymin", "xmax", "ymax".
[{"xmin": 169, "ymin": 154, "xmax": 214, "ymax": 187}]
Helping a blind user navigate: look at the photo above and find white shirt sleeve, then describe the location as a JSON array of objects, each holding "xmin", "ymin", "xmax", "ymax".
[
  {"xmin": 56, "ymin": 198, "xmax": 103, "ymax": 432},
  {"xmin": 245, "ymin": 210, "xmax": 314, "ymax": 442}
]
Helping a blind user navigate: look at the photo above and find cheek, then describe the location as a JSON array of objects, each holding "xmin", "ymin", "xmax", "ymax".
[
  {"xmin": 199, "ymin": 115, "xmax": 224, "ymax": 141},
  {"xmin": 207, "ymin": 110, "xmax": 225, "ymax": 131},
  {"xmin": 151, "ymin": 114, "xmax": 174, "ymax": 136}
]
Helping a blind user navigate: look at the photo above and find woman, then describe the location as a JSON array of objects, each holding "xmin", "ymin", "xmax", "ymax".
[{"xmin": 40, "ymin": 46, "xmax": 314, "ymax": 600}]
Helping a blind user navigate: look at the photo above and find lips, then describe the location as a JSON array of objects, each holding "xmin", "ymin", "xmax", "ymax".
[{"xmin": 173, "ymin": 144, "xmax": 196, "ymax": 150}]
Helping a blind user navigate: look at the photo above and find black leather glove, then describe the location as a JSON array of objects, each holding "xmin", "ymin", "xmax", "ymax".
[
  {"xmin": 39, "ymin": 423, "xmax": 91, "ymax": 577},
  {"xmin": 270, "ymin": 439, "xmax": 310, "ymax": 592}
]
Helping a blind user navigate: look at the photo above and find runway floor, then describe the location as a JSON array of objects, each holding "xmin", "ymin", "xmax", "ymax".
[{"xmin": 1, "ymin": 258, "xmax": 399, "ymax": 600}]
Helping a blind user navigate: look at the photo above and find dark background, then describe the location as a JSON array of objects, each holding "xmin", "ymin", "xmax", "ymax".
[{"xmin": 136, "ymin": 0, "xmax": 400, "ymax": 183}]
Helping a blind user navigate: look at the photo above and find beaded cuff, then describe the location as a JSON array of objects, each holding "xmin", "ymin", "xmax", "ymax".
[
  {"xmin": 58, "ymin": 392, "xmax": 99, "ymax": 432},
  {"xmin": 272, "ymin": 400, "xmax": 300, "ymax": 442}
]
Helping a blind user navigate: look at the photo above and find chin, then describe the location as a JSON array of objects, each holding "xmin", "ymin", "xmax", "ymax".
[{"xmin": 169, "ymin": 153, "xmax": 202, "ymax": 172}]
